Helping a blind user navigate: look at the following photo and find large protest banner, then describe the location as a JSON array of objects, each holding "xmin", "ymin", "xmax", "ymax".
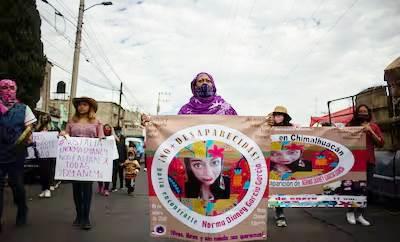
[
  {"xmin": 268, "ymin": 127, "xmax": 368, "ymax": 208},
  {"xmin": 146, "ymin": 115, "xmax": 270, "ymax": 242},
  {"xmin": 55, "ymin": 137, "xmax": 116, "ymax": 182},
  {"xmin": 32, "ymin": 132, "xmax": 59, "ymax": 158}
]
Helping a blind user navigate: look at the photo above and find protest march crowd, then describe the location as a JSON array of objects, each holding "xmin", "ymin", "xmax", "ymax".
[{"xmin": 0, "ymin": 72, "xmax": 384, "ymax": 235}]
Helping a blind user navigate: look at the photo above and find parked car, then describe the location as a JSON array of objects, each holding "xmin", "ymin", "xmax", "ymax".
[
  {"xmin": 372, "ymin": 150, "xmax": 400, "ymax": 199},
  {"xmin": 125, "ymin": 137, "xmax": 144, "ymax": 162}
]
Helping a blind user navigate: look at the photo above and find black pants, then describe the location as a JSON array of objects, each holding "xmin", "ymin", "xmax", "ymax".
[
  {"xmin": 72, "ymin": 182, "xmax": 93, "ymax": 223},
  {"xmin": 275, "ymin": 207, "xmax": 285, "ymax": 219},
  {"xmin": 125, "ymin": 178, "xmax": 135, "ymax": 193},
  {"xmin": 39, "ymin": 158, "xmax": 55, "ymax": 191},
  {"xmin": 0, "ymin": 163, "xmax": 27, "ymax": 223},
  {"xmin": 112, "ymin": 160, "xmax": 124, "ymax": 189},
  {"xmin": 348, "ymin": 163, "xmax": 375, "ymax": 215}
]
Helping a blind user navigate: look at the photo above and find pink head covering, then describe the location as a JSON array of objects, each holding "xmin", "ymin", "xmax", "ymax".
[{"xmin": 0, "ymin": 79, "xmax": 19, "ymax": 114}]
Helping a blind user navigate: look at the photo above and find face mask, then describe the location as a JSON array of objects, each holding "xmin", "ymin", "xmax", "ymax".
[
  {"xmin": 104, "ymin": 129, "xmax": 112, "ymax": 136},
  {"xmin": 358, "ymin": 114, "xmax": 370, "ymax": 121},
  {"xmin": 195, "ymin": 84, "xmax": 215, "ymax": 98},
  {"xmin": 0, "ymin": 79, "xmax": 17, "ymax": 106}
]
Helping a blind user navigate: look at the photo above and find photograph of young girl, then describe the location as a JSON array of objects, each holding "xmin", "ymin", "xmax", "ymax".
[
  {"xmin": 184, "ymin": 156, "xmax": 230, "ymax": 201},
  {"xmin": 270, "ymin": 143, "xmax": 312, "ymax": 179},
  {"xmin": 183, "ymin": 141, "xmax": 231, "ymax": 201},
  {"xmin": 168, "ymin": 140, "xmax": 252, "ymax": 216}
]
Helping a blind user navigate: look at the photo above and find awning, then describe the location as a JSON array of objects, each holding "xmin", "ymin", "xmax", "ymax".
[{"xmin": 310, "ymin": 107, "xmax": 354, "ymax": 127}]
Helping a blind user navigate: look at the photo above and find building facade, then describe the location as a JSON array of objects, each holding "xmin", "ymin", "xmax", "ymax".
[{"xmin": 48, "ymin": 99, "xmax": 143, "ymax": 136}]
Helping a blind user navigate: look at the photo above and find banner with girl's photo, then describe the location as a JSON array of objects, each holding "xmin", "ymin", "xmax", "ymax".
[
  {"xmin": 145, "ymin": 115, "xmax": 270, "ymax": 242},
  {"xmin": 268, "ymin": 127, "xmax": 368, "ymax": 208}
]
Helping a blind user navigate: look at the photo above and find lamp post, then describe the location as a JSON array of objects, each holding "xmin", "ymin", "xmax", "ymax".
[{"xmin": 67, "ymin": 1, "xmax": 113, "ymax": 119}]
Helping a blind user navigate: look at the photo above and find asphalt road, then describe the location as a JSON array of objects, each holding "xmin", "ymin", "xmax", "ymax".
[{"xmin": 1, "ymin": 170, "xmax": 399, "ymax": 242}]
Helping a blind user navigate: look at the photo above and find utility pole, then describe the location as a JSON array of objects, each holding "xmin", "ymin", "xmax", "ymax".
[
  {"xmin": 156, "ymin": 91, "xmax": 171, "ymax": 115},
  {"xmin": 68, "ymin": 0, "xmax": 85, "ymax": 119},
  {"xmin": 117, "ymin": 82, "xmax": 123, "ymax": 128},
  {"xmin": 156, "ymin": 92, "xmax": 161, "ymax": 115}
]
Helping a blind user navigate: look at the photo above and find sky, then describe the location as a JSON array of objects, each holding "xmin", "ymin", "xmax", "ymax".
[{"xmin": 36, "ymin": 0, "xmax": 400, "ymax": 125}]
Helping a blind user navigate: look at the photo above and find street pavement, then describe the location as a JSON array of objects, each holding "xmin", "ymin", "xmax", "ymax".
[{"xmin": 1, "ymin": 169, "xmax": 399, "ymax": 242}]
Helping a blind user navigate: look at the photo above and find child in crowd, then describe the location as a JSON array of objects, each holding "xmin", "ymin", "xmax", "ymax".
[{"xmin": 123, "ymin": 151, "xmax": 140, "ymax": 195}]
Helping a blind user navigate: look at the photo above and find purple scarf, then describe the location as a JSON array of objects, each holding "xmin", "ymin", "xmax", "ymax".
[{"xmin": 178, "ymin": 72, "xmax": 237, "ymax": 115}]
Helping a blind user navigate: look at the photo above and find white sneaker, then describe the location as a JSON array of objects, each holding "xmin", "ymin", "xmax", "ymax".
[
  {"xmin": 49, "ymin": 186, "xmax": 55, "ymax": 191},
  {"xmin": 356, "ymin": 215, "xmax": 371, "ymax": 226},
  {"xmin": 276, "ymin": 218, "xmax": 287, "ymax": 227},
  {"xmin": 346, "ymin": 212, "xmax": 356, "ymax": 225},
  {"xmin": 38, "ymin": 191, "xmax": 46, "ymax": 198},
  {"xmin": 44, "ymin": 189, "xmax": 51, "ymax": 198}
]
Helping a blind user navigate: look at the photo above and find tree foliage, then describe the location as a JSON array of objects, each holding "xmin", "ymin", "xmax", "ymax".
[{"xmin": 0, "ymin": 0, "xmax": 46, "ymax": 108}]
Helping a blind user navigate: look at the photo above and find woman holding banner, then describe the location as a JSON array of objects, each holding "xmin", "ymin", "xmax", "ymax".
[
  {"xmin": 346, "ymin": 104, "xmax": 384, "ymax": 226},
  {"xmin": 61, "ymin": 97, "xmax": 104, "ymax": 230},
  {"xmin": 111, "ymin": 127, "xmax": 126, "ymax": 192},
  {"xmin": 141, "ymin": 72, "xmax": 237, "ymax": 213},
  {"xmin": 97, "ymin": 124, "xmax": 116, "ymax": 196},
  {"xmin": 178, "ymin": 72, "xmax": 237, "ymax": 115},
  {"xmin": 267, "ymin": 105, "xmax": 294, "ymax": 228},
  {"xmin": 36, "ymin": 114, "xmax": 58, "ymax": 198},
  {"xmin": 142, "ymin": 71, "xmax": 237, "ymax": 143}
]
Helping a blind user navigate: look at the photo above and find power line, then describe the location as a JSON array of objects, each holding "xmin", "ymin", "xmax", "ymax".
[
  {"xmin": 122, "ymin": 94, "xmax": 137, "ymax": 111},
  {"xmin": 21, "ymin": 2, "xmax": 118, "ymax": 96},
  {"xmin": 79, "ymin": 39, "xmax": 119, "ymax": 89},
  {"xmin": 40, "ymin": 12, "xmax": 119, "ymax": 90},
  {"xmin": 53, "ymin": 0, "xmax": 77, "ymax": 19},
  {"xmin": 43, "ymin": 34, "xmax": 110, "ymax": 87},
  {"xmin": 40, "ymin": 1, "xmax": 147, "ymax": 112},
  {"xmin": 216, "ymin": 0, "xmax": 241, "ymax": 70},
  {"xmin": 223, "ymin": 0, "xmax": 258, "ymax": 82},
  {"xmin": 259, "ymin": 0, "xmax": 296, "ymax": 58},
  {"xmin": 40, "ymin": 13, "xmax": 75, "ymax": 45},
  {"xmin": 50, "ymin": 9, "xmax": 134, "ymax": 102},
  {"xmin": 82, "ymin": 16, "xmax": 146, "ymax": 110},
  {"xmin": 42, "ymin": 36, "xmax": 72, "ymax": 57},
  {"xmin": 283, "ymin": 0, "xmax": 360, "ymax": 78},
  {"xmin": 48, "ymin": 58, "xmax": 118, "ymax": 91},
  {"xmin": 310, "ymin": 0, "xmax": 327, "ymax": 20}
]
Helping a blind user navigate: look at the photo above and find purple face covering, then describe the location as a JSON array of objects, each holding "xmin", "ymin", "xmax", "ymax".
[{"xmin": 178, "ymin": 72, "xmax": 237, "ymax": 115}]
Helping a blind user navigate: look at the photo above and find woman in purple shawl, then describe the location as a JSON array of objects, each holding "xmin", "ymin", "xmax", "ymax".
[
  {"xmin": 178, "ymin": 72, "xmax": 237, "ymax": 115},
  {"xmin": 141, "ymin": 72, "xmax": 237, "ymax": 126}
]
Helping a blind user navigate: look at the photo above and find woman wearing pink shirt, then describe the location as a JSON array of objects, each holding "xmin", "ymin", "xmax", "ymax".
[{"xmin": 61, "ymin": 97, "xmax": 104, "ymax": 230}]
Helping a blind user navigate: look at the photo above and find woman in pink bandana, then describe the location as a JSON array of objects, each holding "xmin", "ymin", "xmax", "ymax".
[
  {"xmin": 0, "ymin": 79, "xmax": 18, "ymax": 113},
  {"xmin": 0, "ymin": 77, "xmax": 36, "ymax": 233}
]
